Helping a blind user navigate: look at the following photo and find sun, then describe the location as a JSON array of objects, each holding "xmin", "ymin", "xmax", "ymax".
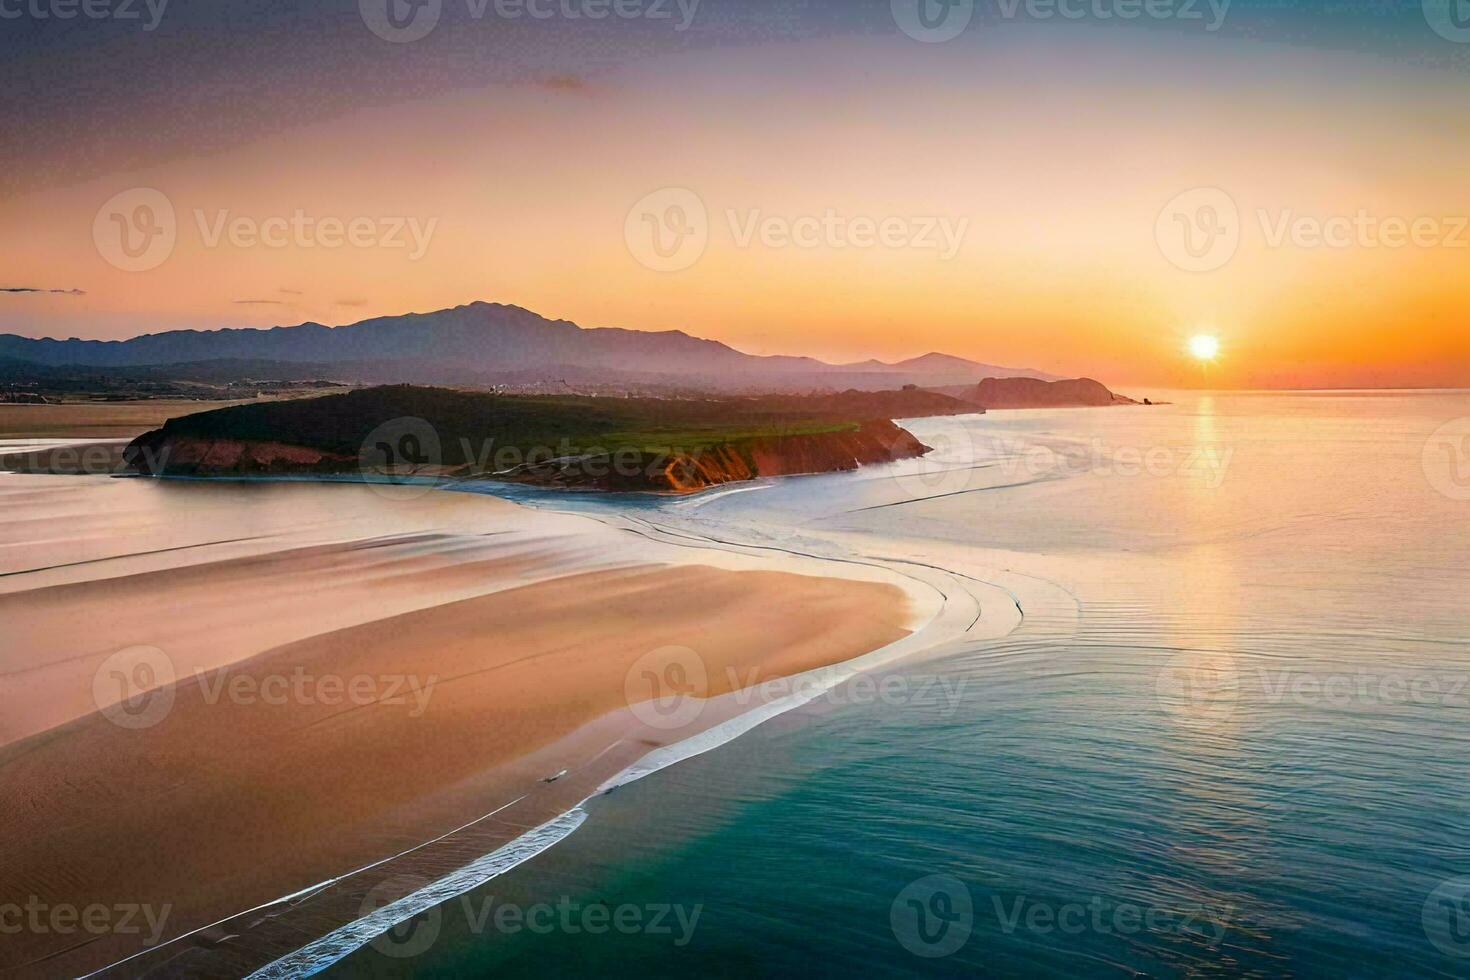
[{"xmin": 1188, "ymin": 334, "xmax": 1221, "ymax": 362}]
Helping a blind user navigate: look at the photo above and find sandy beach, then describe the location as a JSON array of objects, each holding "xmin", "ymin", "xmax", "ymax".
[{"xmin": 0, "ymin": 473, "xmax": 915, "ymax": 977}]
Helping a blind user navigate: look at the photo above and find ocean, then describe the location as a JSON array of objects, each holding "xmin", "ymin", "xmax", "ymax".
[{"xmin": 322, "ymin": 389, "xmax": 1470, "ymax": 978}]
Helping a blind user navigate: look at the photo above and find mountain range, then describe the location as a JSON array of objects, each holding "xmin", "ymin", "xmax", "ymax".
[{"xmin": 0, "ymin": 302, "xmax": 1058, "ymax": 392}]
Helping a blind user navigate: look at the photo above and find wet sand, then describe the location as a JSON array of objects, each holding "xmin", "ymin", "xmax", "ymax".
[{"xmin": 0, "ymin": 475, "xmax": 914, "ymax": 976}]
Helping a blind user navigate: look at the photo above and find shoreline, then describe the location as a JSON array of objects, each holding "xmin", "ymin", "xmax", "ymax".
[{"xmin": 0, "ymin": 474, "xmax": 946, "ymax": 978}]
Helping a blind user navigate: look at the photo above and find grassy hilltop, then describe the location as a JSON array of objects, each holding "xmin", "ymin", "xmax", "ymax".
[{"xmin": 125, "ymin": 385, "xmax": 978, "ymax": 491}]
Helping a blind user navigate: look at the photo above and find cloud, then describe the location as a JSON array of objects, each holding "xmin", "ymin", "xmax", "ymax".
[
  {"xmin": 233, "ymin": 298, "xmax": 284, "ymax": 306},
  {"xmin": 279, "ymin": 288, "xmax": 304, "ymax": 295},
  {"xmin": 2, "ymin": 286, "xmax": 85, "ymax": 295},
  {"xmin": 335, "ymin": 298, "xmax": 368, "ymax": 307},
  {"xmin": 536, "ymin": 74, "xmax": 591, "ymax": 95}
]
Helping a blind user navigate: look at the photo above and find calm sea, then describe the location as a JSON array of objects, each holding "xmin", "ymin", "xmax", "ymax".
[{"xmin": 327, "ymin": 390, "xmax": 1470, "ymax": 979}]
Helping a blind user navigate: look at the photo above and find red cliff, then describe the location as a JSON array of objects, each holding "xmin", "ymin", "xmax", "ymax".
[{"xmin": 656, "ymin": 420, "xmax": 930, "ymax": 492}]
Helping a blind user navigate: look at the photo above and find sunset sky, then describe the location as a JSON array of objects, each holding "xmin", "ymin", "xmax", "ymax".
[{"xmin": 2, "ymin": 0, "xmax": 1467, "ymax": 388}]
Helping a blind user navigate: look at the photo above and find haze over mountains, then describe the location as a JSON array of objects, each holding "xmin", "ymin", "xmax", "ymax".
[{"xmin": 0, "ymin": 302, "xmax": 1058, "ymax": 392}]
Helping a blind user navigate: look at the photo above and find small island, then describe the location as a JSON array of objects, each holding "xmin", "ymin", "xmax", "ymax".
[{"xmin": 123, "ymin": 384, "xmax": 983, "ymax": 492}]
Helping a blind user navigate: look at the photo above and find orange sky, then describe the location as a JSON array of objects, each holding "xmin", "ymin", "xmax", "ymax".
[{"xmin": 2, "ymin": 23, "xmax": 1467, "ymax": 389}]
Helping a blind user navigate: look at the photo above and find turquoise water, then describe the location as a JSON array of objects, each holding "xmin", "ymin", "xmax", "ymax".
[{"xmin": 328, "ymin": 391, "xmax": 1470, "ymax": 978}]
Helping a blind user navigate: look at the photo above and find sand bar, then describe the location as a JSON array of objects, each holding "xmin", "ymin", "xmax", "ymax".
[{"xmin": 0, "ymin": 475, "xmax": 915, "ymax": 976}]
